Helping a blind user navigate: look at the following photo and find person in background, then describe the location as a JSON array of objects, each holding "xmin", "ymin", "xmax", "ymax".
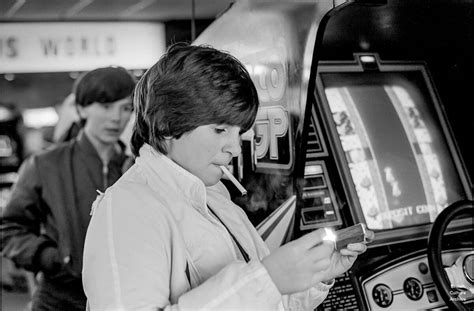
[
  {"xmin": 0, "ymin": 66, "xmax": 136, "ymax": 311},
  {"xmin": 82, "ymin": 43, "xmax": 373, "ymax": 310},
  {"xmin": 53, "ymin": 92, "xmax": 136, "ymax": 156}
]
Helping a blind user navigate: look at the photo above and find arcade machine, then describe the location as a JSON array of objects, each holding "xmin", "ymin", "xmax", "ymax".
[
  {"xmin": 194, "ymin": 0, "xmax": 473, "ymax": 310},
  {"xmin": 0, "ymin": 102, "xmax": 22, "ymax": 210}
]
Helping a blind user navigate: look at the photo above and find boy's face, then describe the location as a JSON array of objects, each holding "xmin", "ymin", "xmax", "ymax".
[
  {"xmin": 166, "ymin": 124, "xmax": 242, "ymax": 186},
  {"xmin": 78, "ymin": 96, "xmax": 133, "ymax": 146}
]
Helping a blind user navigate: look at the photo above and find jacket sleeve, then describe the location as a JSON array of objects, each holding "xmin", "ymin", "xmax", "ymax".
[
  {"xmin": 284, "ymin": 282, "xmax": 332, "ymax": 310},
  {"xmin": 176, "ymin": 263, "xmax": 332, "ymax": 311},
  {"xmin": 0, "ymin": 156, "xmax": 57, "ymax": 272},
  {"xmin": 211, "ymin": 182, "xmax": 333, "ymax": 310}
]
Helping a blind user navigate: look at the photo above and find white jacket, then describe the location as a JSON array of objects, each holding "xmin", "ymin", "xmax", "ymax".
[{"xmin": 82, "ymin": 144, "xmax": 331, "ymax": 310}]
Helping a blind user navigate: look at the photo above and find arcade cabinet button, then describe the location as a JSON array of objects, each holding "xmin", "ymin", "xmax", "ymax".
[
  {"xmin": 418, "ymin": 262, "xmax": 429, "ymax": 275},
  {"xmin": 426, "ymin": 289, "xmax": 439, "ymax": 303},
  {"xmin": 463, "ymin": 254, "xmax": 474, "ymax": 284}
]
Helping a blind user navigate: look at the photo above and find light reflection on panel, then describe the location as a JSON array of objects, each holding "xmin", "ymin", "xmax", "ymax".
[
  {"xmin": 386, "ymin": 86, "xmax": 447, "ymax": 222},
  {"xmin": 326, "ymin": 87, "xmax": 390, "ymax": 230},
  {"xmin": 324, "ymin": 77, "xmax": 463, "ymax": 231}
]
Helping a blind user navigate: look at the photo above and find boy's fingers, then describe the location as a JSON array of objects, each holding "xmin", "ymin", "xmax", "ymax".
[
  {"xmin": 365, "ymin": 230, "xmax": 375, "ymax": 243},
  {"xmin": 307, "ymin": 242, "xmax": 334, "ymax": 260},
  {"xmin": 297, "ymin": 229, "xmax": 326, "ymax": 249}
]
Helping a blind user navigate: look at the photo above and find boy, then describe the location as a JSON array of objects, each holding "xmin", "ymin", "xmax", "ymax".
[{"xmin": 1, "ymin": 66, "xmax": 135, "ymax": 310}]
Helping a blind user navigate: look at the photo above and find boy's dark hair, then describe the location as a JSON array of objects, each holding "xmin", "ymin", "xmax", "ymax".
[
  {"xmin": 74, "ymin": 66, "xmax": 136, "ymax": 108},
  {"xmin": 131, "ymin": 43, "xmax": 259, "ymax": 156}
]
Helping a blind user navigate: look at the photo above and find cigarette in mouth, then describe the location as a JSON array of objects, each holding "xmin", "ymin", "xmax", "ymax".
[{"xmin": 220, "ymin": 166, "xmax": 247, "ymax": 196}]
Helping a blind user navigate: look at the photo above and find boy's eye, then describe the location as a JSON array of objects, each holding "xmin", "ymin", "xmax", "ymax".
[
  {"xmin": 215, "ymin": 128, "xmax": 227, "ymax": 134},
  {"xmin": 123, "ymin": 105, "xmax": 133, "ymax": 112}
]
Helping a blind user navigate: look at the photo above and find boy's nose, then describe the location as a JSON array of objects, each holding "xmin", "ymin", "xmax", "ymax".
[
  {"xmin": 224, "ymin": 134, "xmax": 242, "ymax": 157},
  {"xmin": 109, "ymin": 106, "xmax": 121, "ymax": 121}
]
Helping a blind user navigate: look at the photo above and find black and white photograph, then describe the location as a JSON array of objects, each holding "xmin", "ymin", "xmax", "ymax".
[{"xmin": 1, "ymin": 0, "xmax": 473, "ymax": 310}]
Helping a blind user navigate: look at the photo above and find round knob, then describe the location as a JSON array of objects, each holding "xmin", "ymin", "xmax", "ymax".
[{"xmin": 463, "ymin": 254, "xmax": 474, "ymax": 284}]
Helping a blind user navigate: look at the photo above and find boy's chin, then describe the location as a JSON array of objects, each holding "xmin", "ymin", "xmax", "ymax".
[
  {"xmin": 202, "ymin": 176, "xmax": 221, "ymax": 187},
  {"xmin": 101, "ymin": 134, "xmax": 121, "ymax": 144}
]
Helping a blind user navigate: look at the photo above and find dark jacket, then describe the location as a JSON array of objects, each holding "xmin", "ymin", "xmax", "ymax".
[{"xmin": 0, "ymin": 132, "xmax": 129, "ymax": 281}]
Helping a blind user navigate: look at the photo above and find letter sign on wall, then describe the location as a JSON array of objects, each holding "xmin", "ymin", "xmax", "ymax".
[
  {"xmin": 0, "ymin": 22, "xmax": 166, "ymax": 73},
  {"xmin": 244, "ymin": 49, "xmax": 294, "ymax": 173}
]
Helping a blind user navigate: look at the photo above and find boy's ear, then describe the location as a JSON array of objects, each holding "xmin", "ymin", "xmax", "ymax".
[
  {"xmin": 163, "ymin": 136, "xmax": 173, "ymax": 150},
  {"xmin": 76, "ymin": 105, "xmax": 87, "ymax": 120}
]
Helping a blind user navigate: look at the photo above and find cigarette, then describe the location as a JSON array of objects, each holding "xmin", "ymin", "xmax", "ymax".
[{"xmin": 220, "ymin": 166, "xmax": 247, "ymax": 196}]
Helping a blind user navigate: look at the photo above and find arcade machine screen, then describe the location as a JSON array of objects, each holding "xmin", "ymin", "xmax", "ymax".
[{"xmin": 316, "ymin": 57, "xmax": 470, "ymax": 244}]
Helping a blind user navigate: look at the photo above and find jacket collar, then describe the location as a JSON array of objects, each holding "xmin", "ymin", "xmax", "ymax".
[
  {"xmin": 136, "ymin": 144, "xmax": 208, "ymax": 214},
  {"xmin": 76, "ymin": 131, "xmax": 102, "ymax": 159},
  {"xmin": 76, "ymin": 130, "xmax": 126, "ymax": 165}
]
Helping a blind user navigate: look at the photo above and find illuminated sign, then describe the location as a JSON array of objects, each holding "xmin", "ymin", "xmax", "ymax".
[
  {"xmin": 255, "ymin": 106, "xmax": 289, "ymax": 161},
  {"xmin": 0, "ymin": 22, "xmax": 166, "ymax": 73},
  {"xmin": 243, "ymin": 45, "xmax": 293, "ymax": 173}
]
